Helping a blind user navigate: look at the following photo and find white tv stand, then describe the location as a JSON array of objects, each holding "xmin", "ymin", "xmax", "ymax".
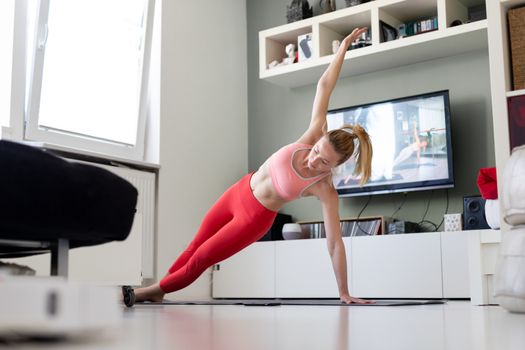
[{"xmin": 212, "ymin": 229, "xmax": 499, "ymax": 300}]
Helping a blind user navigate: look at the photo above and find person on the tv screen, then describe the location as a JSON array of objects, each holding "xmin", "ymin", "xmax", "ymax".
[
  {"xmin": 122, "ymin": 28, "xmax": 374, "ymax": 306},
  {"xmin": 393, "ymin": 122, "xmax": 428, "ymax": 167}
]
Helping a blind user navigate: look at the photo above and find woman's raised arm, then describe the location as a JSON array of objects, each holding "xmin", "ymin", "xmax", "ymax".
[{"xmin": 298, "ymin": 27, "xmax": 368, "ymax": 145}]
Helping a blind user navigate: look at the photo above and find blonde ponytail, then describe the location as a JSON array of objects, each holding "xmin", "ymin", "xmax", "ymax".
[
  {"xmin": 326, "ymin": 124, "xmax": 373, "ymax": 186},
  {"xmin": 351, "ymin": 124, "xmax": 373, "ymax": 185}
]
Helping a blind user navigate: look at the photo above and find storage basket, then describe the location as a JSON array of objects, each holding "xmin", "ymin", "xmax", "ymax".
[{"xmin": 508, "ymin": 6, "xmax": 525, "ymax": 90}]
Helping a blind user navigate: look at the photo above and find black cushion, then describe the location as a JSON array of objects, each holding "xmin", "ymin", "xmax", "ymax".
[{"xmin": 0, "ymin": 140, "xmax": 138, "ymax": 252}]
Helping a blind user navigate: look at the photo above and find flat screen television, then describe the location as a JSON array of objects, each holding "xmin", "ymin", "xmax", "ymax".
[{"xmin": 327, "ymin": 90, "xmax": 454, "ymax": 197}]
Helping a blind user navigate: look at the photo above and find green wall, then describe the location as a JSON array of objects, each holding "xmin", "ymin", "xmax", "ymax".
[{"xmin": 247, "ymin": 0, "xmax": 494, "ymax": 228}]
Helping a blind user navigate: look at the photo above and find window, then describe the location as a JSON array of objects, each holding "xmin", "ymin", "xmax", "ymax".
[
  {"xmin": 0, "ymin": 1, "xmax": 15, "ymax": 130},
  {"xmin": 25, "ymin": 0, "xmax": 155, "ymax": 160}
]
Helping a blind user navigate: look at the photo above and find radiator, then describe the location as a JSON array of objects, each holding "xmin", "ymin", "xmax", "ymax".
[{"xmin": 91, "ymin": 162, "xmax": 156, "ymax": 279}]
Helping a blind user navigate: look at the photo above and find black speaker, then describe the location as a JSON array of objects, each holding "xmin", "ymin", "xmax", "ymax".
[
  {"xmin": 258, "ymin": 213, "xmax": 293, "ymax": 241},
  {"xmin": 463, "ymin": 195, "xmax": 490, "ymax": 230}
]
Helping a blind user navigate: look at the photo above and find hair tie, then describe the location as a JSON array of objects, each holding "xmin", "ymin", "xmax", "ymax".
[{"xmin": 340, "ymin": 125, "xmax": 359, "ymax": 138}]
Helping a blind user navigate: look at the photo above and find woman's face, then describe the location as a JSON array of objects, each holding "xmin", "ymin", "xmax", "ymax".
[{"xmin": 307, "ymin": 137, "xmax": 340, "ymax": 172}]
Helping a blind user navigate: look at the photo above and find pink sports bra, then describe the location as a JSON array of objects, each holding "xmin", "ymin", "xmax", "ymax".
[{"xmin": 269, "ymin": 143, "xmax": 330, "ymax": 201}]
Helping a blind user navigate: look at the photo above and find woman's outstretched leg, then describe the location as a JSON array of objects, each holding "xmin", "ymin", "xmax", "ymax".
[
  {"xmin": 165, "ymin": 185, "xmax": 236, "ymax": 275},
  {"xmin": 129, "ymin": 192, "xmax": 235, "ymax": 303},
  {"xmin": 158, "ymin": 175, "xmax": 277, "ymax": 293},
  {"xmin": 128, "ymin": 178, "xmax": 239, "ymax": 303},
  {"xmin": 132, "ymin": 174, "xmax": 276, "ymax": 301}
]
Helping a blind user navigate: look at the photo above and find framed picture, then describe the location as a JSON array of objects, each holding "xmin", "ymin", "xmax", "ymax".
[{"xmin": 379, "ymin": 20, "xmax": 398, "ymax": 42}]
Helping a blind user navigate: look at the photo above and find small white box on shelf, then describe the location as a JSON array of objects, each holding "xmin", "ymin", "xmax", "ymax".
[
  {"xmin": 298, "ymin": 33, "xmax": 313, "ymax": 62},
  {"xmin": 444, "ymin": 213, "xmax": 462, "ymax": 231}
]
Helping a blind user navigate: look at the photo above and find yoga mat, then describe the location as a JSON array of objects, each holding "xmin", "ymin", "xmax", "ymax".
[{"xmin": 137, "ymin": 299, "xmax": 447, "ymax": 307}]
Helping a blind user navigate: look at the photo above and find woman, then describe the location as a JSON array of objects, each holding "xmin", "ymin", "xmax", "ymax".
[{"xmin": 123, "ymin": 27, "xmax": 373, "ymax": 306}]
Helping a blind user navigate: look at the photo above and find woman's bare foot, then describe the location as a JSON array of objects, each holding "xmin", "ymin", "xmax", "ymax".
[{"xmin": 133, "ymin": 284, "xmax": 165, "ymax": 303}]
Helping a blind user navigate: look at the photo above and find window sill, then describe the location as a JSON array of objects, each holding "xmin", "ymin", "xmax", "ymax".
[{"xmin": 14, "ymin": 139, "xmax": 159, "ymax": 171}]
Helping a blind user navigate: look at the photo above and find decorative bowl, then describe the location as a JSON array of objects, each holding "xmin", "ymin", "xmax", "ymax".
[{"xmin": 282, "ymin": 223, "xmax": 309, "ymax": 240}]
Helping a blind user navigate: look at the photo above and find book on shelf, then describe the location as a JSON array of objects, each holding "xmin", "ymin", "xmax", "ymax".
[{"xmin": 400, "ymin": 16, "xmax": 438, "ymax": 38}]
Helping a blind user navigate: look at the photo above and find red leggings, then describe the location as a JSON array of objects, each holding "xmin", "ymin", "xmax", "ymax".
[{"xmin": 159, "ymin": 173, "xmax": 277, "ymax": 293}]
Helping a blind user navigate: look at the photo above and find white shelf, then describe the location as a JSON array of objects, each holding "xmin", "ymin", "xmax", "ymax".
[
  {"xmin": 259, "ymin": 0, "xmax": 488, "ymax": 88},
  {"xmin": 487, "ymin": 0, "xmax": 520, "ymax": 228},
  {"xmin": 262, "ymin": 21, "xmax": 487, "ymax": 88},
  {"xmin": 506, "ymin": 89, "xmax": 525, "ymax": 98}
]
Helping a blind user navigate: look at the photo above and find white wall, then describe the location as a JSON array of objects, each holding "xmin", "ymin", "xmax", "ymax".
[{"xmin": 158, "ymin": 0, "xmax": 248, "ymax": 299}]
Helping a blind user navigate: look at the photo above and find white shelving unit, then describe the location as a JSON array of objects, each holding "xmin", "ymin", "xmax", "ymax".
[
  {"xmin": 487, "ymin": 0, "xmax": 525, "ymax": 221},
  {"xmin": 259, "ymin": 0, "xmax": 488, "ymax": 87}
]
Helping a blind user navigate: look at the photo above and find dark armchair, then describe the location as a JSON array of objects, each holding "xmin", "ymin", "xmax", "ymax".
[{"xmin": 0, "ymin": 140, "xmax": 138, "ymax": 276}]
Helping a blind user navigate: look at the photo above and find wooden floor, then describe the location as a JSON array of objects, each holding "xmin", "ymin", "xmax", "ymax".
[{"xmin": 5, "ymin": 301, "xmax": 525, "ymax": 349}]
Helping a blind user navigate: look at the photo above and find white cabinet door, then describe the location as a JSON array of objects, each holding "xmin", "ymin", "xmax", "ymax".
[
  {"xmin": 212, "ymin": 241, "xmax": 275, "ymax": 298},
  {"xmin": 441, "ymin": 231, "xmax": 470, "ymax": 298},
  {"xmin": 350, "ymin": 233, "xmax": 443, "ymax": 298},
  {"xmin": 275, "ymin": 239, "xmax": 340, "ymax": 298}
]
